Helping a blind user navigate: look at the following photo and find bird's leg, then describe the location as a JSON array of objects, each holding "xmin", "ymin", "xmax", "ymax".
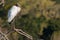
[
  {"xmin": 10, "ymin": 18, "xmax": 16, "ymax": 30},
  {"xmin": 5, "ymin": 19, "xmax": 16, "ymax": 37}
]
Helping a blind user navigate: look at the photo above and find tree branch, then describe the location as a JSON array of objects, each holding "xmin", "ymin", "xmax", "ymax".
[
  {"xmin": 0, "ymin": 30, "xmax": 9, "ymax": 40},
  {"xmin": 0, "ymin": 0, "xmax": 5, "ymax": 6},
  {"xmin": 14, "ymin": 27, "xmax": 33, "ymax": 40}
]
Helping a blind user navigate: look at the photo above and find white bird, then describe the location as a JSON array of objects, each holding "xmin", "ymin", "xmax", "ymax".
[{"xmin": 7, "ymin": 4, "xmax": 21, "ymax": 23}]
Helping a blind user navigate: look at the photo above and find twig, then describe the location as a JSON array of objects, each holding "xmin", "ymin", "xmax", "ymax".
[
  {"xmin": 0, "ymin": 0, "xmax": 5, "ymax": 6},
  {"xmin": 0, "ymin": 31, "xmax": 9, "ymax": 40},
  {"xmin": 14, "ymin": 27, "xmax": 33, "ymax": 40}
]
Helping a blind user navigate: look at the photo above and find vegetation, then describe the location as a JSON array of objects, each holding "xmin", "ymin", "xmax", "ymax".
[{"xmin": 0, "ymin": 0, "xmax": 60, "ymax": 40}]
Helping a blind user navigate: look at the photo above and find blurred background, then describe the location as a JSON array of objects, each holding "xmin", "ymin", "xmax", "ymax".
[{"xmin": 0, "ymin": 0, "xmax": 60, "ymax": 40}]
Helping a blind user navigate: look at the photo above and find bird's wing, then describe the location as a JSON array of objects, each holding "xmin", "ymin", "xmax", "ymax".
[{"xmin": 8, "ymin": 6, "xmax": 21, "ymax": 22}]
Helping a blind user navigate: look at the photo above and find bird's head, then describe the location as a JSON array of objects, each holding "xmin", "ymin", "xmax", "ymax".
[{"xmin": 15, "ymin": 3, "xmax": 21, "ymax": 7}]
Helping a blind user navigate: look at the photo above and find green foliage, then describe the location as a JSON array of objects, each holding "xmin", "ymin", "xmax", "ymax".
[{"xmin": 0, "ymin": 0, "xmax": 60, "ymax": 40}]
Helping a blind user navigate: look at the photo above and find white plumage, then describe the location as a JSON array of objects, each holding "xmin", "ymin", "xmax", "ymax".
[{"xmin": 8, "ymin": 5, "xmax": 21, "ymax": 23}]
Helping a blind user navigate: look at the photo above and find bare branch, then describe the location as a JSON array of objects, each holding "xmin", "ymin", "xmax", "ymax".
[
  {"xmin": 0, "ymin": 31, "xmax": 9, "ymax": 40},
  {"xmin": 0, "ymin": 0, "xmax": 5, "ymax": 6},
  {"xmin": 14, "ymin": 27, "xmax": 33, "ymax": 40}
]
